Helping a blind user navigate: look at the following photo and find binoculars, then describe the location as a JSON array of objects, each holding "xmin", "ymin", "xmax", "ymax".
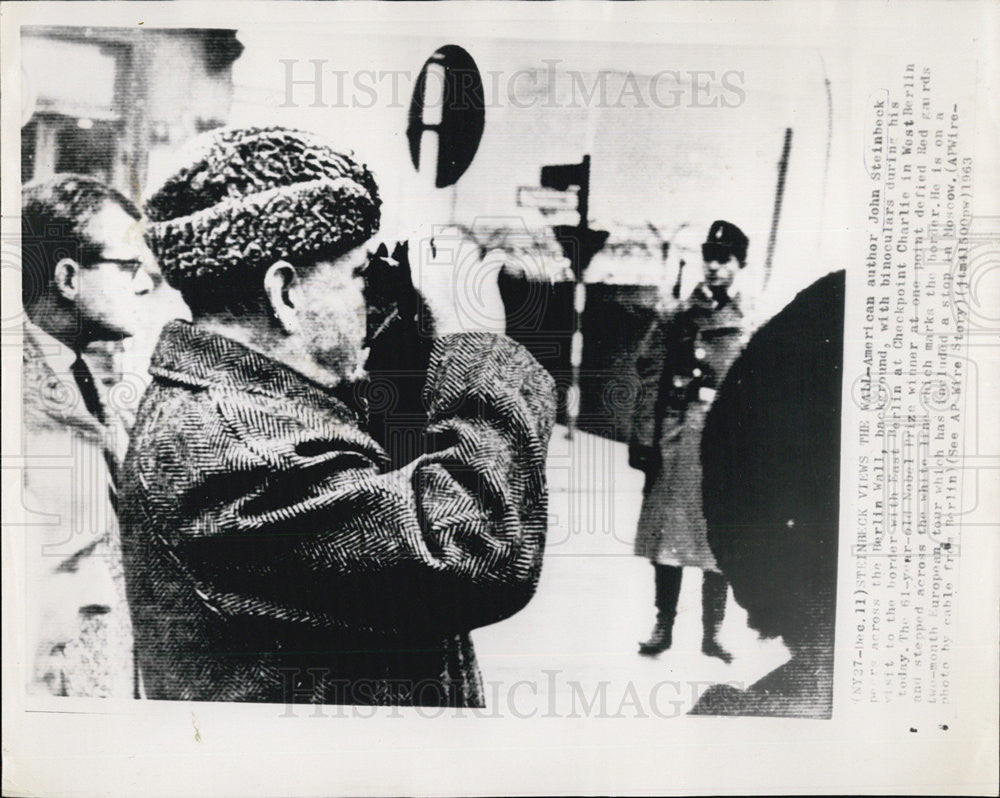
[{"xmin": 363, "ymin": 240, "xmax": 423, "ymax": 348}]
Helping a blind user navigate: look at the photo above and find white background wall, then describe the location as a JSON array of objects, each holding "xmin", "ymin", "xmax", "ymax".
[{"xmin": 227, "ymin": 27, "xmax": 839, "ymax": 320}]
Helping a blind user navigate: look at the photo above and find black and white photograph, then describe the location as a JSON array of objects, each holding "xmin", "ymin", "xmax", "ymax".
[{"xmin": 2, "ymin": 2, "xmax": 997, "ymax": 796}]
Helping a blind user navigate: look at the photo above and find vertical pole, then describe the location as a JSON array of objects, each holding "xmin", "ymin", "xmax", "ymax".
[
  {"xmin": 763, "ymin": 128, "xmax": 793, "ymax": 290},
  {"xmin": 566, "ymin": 155, "xmax": 591, "ymax": 441},
  {"xmin": 578, "ymin": 154, "xmax": 590, "ymax": 229},
  {"xmin": 567, "ymin": 283, "xmax": 585, "ymax": 440}
]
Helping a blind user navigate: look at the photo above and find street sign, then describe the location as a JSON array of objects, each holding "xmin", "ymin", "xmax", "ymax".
[
  {"xmin": 407, "ymin": 44, "xmax": 485, "ymax": 188},
  {"xmin": 540, "ymin": 161, "xmax": 588, "ymax": 192},
  {"xmin": 516, "ymin": 186, "xmax": 579, "ymax": 211},
  {"xmin": 535, "ymin": 154, "xmax": 608, "ymax": 440}
]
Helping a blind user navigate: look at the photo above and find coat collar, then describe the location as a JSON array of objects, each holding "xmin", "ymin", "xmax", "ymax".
[
  {"xmin": 21, "ymin": 321, "xmax": 128, "ymax": 460},
  {"xmin": 23, "ymin": 321, "xmax": 109, "ymax": 441},
  {"xmin": 149, "ymin": 320, "xmax": 366, "ymax": 424},
  {"xmin": 23, "ymin": 319, "xmax": 78, "ymax": 374}
]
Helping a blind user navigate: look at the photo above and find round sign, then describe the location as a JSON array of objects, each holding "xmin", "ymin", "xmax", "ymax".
[{"xmin": 407, "ymin": 45, "xmax": 485, "ymax": 188}]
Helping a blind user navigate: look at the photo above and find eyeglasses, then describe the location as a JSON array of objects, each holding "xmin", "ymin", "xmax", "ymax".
[
  {"xmin": 88, "ymin": 256, "xmax": 161, "ymax": 286},
  {"xmin": 94, "ymin": 257, "xmax": 145, "ymax": 273}
]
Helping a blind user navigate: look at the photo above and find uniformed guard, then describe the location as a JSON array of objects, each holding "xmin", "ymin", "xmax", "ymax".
[{"xmin": 629, "ymin": 220, "xmax": 752, "ymax": 661}]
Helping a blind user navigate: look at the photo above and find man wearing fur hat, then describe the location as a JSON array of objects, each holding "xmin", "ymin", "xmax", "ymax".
[{"xmin": 120, "ymin": 126, "xmax": 555, "ymax": 707}]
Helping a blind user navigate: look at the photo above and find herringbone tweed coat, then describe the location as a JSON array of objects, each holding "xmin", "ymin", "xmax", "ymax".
[{"xmin": 120, "ymin": 321, "xmax": 555, "ymax": 706}]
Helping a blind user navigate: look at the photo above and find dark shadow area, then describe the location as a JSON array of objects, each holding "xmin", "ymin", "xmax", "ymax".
[{"xmin": 693, "ymin": 269, "xmax": 845, "ymax": 718}]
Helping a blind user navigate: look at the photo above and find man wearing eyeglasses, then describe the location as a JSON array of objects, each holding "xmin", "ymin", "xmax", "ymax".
[{"xmin": 21, "ymin": 174, "xmax": 156, "ymax": 697}]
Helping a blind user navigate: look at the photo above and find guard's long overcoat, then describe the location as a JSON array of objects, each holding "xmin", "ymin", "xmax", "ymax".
[
  {"xmin": 120, "ymin": 322, "xmax": 555, "ymax": 707},
  {"xmin": 629, "ymin": 288, "xmax": 749, "ymax": 571}
]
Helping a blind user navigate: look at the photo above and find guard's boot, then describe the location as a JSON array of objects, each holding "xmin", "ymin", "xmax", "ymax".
[
  {"xmin": 639, "ymin": 563, "xmax": 683, "ymax": 656},
  {"xmin": 701, "ymin": 571, "xmax": 734, "ymax": 664},
  {"xmin": 638, "ymin": 611, "xmax": 674, "ymax": 656}
]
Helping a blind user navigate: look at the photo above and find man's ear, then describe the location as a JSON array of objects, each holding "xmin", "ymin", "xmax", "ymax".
[
  {"xmin": 263, "ymin": 260, "xmax": 299, "ymax": 334},
  {"xmin": 52, "ymin": 258, "xmax": 80, "ymax": 302}
]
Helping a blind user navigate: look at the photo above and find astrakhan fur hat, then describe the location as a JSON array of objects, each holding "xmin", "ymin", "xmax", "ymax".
[{"xmin": 144, "ymin": 126, "xmax": 381, "ymax": 302}]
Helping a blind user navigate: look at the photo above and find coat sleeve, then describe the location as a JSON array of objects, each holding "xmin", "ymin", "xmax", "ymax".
[
  {"xmin": 169, "ymin": 332, "xmax": 556, "ymax": 640},
  {"xmin": 628, "ymin": 314, "xmax": 671, "ymax": 472}
]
